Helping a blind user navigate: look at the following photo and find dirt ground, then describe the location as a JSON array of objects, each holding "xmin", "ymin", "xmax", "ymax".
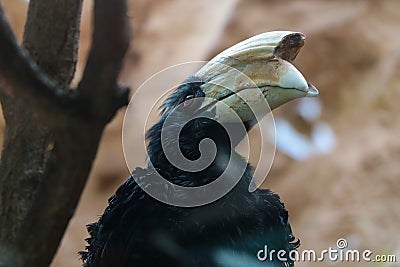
[{"xmin": 2, "ymin": 0, "xmax": 399, "ymax": 266}]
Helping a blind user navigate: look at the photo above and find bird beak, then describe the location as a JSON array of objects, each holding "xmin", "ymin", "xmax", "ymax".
[{"xmin": 196, "ymin": 31, "xmax": 318, "ymax": 123}]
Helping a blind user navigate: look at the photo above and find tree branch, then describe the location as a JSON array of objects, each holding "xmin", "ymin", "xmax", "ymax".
[
  {"xmin": 0, "ymin": 4, "xmax": 78, "ymax": 124},
  {"xmin": 0, "ymin": 0, "xmax": 131, "ymax": 126},
  {"xmin": 78, "ymin": 0, "xmax": 131, "ymax": 123},
  {"xmin": 23, "ymin": 0, "xmax": 83, "ymax": 87},
  {"xmin": 0, "ymin": 0, "xmax": 131, "ymax": 266}
]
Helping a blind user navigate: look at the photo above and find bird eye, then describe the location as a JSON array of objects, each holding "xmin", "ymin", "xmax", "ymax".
[{"xmin": 183, "ymin": 94, "xmax": 195, "ymax": 108}]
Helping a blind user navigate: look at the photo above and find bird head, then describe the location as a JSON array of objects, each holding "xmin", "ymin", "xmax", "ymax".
[
  {"xmin": 147, "ymin": 31, "xmax": 318, "ymax": 184},
  {"xmin": 194, "ymin": 31, "xmax": 317, "ymax": 123}
]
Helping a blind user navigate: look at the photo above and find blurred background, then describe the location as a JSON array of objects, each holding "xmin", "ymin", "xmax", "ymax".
[{"xmin": 2, "ymin": 0, "xmax": 400, "ymax": 266}]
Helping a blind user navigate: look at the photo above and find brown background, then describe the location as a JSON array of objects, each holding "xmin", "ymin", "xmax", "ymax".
[{"xmin": 2, "ymin": 0, "xmax": 400, "ymax": 266}]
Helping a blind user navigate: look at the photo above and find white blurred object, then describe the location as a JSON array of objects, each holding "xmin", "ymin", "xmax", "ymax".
[
  {"xmin": 272, "ymin": 97, "xmax": 336, "ymax": 160},
  {"xmin": 298, "ymin": 98, "xmax": 322, "ymax": 122},
  {"xmin": 312, "ymin": 122, "xmax": 336, "ymax": 154},
  {"xmin": 273, "ymin": 118, "xmax": 313, "ymax": 160}
]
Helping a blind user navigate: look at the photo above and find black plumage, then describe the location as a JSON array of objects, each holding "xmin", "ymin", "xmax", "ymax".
[{"xmin": 80, "ymin": 77, "xmax": 300, "ymax": 267}]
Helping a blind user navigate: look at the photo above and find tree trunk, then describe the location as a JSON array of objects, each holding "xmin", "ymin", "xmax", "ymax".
[{"xmin": 0, "ymin": 0, "xmax": 131, "ymax": 266}]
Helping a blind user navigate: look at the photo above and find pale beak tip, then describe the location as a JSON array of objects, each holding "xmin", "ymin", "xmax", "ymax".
[{"xmin": 306, "ymin": 83, "xmax": 319, "ymax": 97}]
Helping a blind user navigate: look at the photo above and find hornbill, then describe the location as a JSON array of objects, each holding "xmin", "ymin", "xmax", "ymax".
[{"xmin": 81, "ymin": 31, "xmax": 318, "ymax": 267}]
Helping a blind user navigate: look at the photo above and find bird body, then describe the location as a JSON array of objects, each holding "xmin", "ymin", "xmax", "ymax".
[
  {"xmin": 81, "ymin": 165, "xmax": 299, "ymax": 267},
  {"xmin": 81, "ymin": 31, "xmax": 317, "ymax": 267}
]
